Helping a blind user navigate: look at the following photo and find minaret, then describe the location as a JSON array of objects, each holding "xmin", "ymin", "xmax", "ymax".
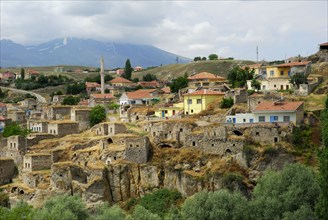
[{"xmin": 100, "ymin": 56, "xmax": 105, "ymax": 94}]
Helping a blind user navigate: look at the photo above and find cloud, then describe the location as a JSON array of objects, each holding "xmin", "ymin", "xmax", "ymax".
[{"xmin": 0, "ymin": 1, "xmax": 326, "ymax": 61}]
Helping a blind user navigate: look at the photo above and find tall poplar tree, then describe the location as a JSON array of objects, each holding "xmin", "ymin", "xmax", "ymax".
[{"xmin": 123, "ymin": 59, "xmax": 133, "ymax": 80}]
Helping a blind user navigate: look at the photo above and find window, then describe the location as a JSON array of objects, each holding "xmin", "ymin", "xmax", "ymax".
[
  {"xmin": 192, "ymin": 141, "xmax": 196, "ymax": 146},
  {"xmin": 188, "ymin": 99, "xmax": 192, "ymax": 104},
  {"xmin": 164, "ymin": 110, "xmax": 168, "ymax": 113},
  {"xmin": 270, "ymin": 70, "xmax": 274, "ymax": 76},
  {"xmin": 243, "ymin": 118, "xmax": 246, "ymax": 122},
  {"xmin": 273, "ymin": 116, "xmax": 278, "ymax": 121},
  {"xmin": 283, "ymin": 116, "xmax": 290, "ymax": 122},
  {"xmin": 280, "ymin": 70, "xmax": 284, "ymax": 75},
  {"xmin": 255, "ymin": 132, "xmax": 259, "ymax": 136},
  {"xmin": 191, "ymin": 110, "xmax": 194, "ymax": 113},
  {"xmin": 259, "ymin": 116, "xmax": 265, "ymax": 122},
  {"xmin": 288, "ymin": 71, "xmax": 291, "ymax": 76},
  {"xmin": 274, "ymin": 84, "xmax": 277, "ymax": 88},
  {"xmin": 197, "ymin": 99, "xmax": 202, "ymax": 104},
  {"xmin": 286, "ymin": 85, "xmax": 289, "ymax": 90}
]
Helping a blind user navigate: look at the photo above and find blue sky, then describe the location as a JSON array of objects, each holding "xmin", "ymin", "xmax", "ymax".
[{"xmin": 1, "ymin": 1, "xmax": 327, "ymax": 61}]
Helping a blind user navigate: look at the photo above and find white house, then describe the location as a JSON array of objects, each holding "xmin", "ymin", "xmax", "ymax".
[
  {"xmin": 119, "ymin": 90, "xmax": 153, "ymax": 105},
  {"xmin": 226, "ymin": 101, "xmax": 304, "ymax": 125}
]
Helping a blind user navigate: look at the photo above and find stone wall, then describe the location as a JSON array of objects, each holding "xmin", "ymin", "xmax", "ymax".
[
  {"xmin": 48, "ymin": 106, "xmax": 72, "ymax": 120},
  {"xmin": 22, "ymin": 172, "xmax": 49, "ymax": 188},
  {"xmin": 124, "ymin": 137, "xmax": 150, "ymax": 164},
  {"xmin": 0, "ymin": 158, "xmax": 16, "ymax": 185},
  {"xmin": 6, "ymin": 136, "xmax": 27, "ymax": 165},
  {"xmin": 225, "ymin": 89, "xmax": 248, "ymax": 104},
  {"xmin": 23, "ymin": 154, "xmax": 52, "ymax": 172},
  {"xmin": 71, "ymin": 109, "xmax": 90, "ymax": 131},
  {"xmin": 48, "ymin": 121, "xmax": 79, "ymax": 137}
]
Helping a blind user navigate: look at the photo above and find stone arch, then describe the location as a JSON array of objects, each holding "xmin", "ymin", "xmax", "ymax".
[
  {"xmin": 19, "ymin": 189, "xmax": 24, "ymax": 194},
  {"xmin": 11, "ymin": 187, "xmax": 18, "ymax": 193},
  {"xmin": 232, "ymin": 130, "xmax": 243, "ymax": 136},
  {"xmin": 225, "ymin": 149, "xmax": 232, "ymax": 155},
  {"xmin": 160, "ymin": 144, "xmax": 173, "ymax": 148}
]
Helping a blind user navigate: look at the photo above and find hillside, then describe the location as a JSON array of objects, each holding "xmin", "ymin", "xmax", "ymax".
[{"xmin": 133, "ymin": 59, "xmax": 255, "ymax": 80}]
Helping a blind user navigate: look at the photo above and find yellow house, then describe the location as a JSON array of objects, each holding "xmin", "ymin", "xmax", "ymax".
[
  {"xmin": 183, "ymin": 90, "xmax": 225, "ymax": 115},
  {"xmin": 155, "ymin": 103, "xmax": 184, "ymax": 118},
  {"xmin": 109, "ymin": 77, "xmax": 133, "ymax": 87}
]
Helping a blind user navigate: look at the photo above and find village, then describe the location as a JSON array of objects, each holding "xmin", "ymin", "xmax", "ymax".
[{"xmin": 0, "ymin": 42, "xmax": 327, "ymax": 207}]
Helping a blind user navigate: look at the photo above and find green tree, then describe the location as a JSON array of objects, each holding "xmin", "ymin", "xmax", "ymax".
[
  {"xmin": 201, "ymin": 57, "xmax": 207, "ymax": 61},
  {"xmin": 181, "ymin": 190, "xmax": 249, "ymax": 220},
  {"xmin": 139, "ymin": 188, "xmax": 182, "ymax": 217},
  {"xmin": 169, "ymin": 73, "xmax": 189, "ymax": 93},
  {"xmin": 227, "ymin": 66, "xmax": 254, "ymax": 88},
  {"xmin": 62, "ymin": 96, "xmax": 80, "ymax": 105},
  {"xmin": 123, "ymin": 59, "xmax": 133, "ymax": 80},
  {"xmin": 131, "ymin": 205, "xmax": 161, "ymax": 220},
  {"xmin": 208, "ymin": 54, "xmax": 218, "ymax": 60},
  {"xmin": 193, "ymin": 57, "xmax": 201, "ymax": 61},
  {"xmin": 66, "ymin": 82, "xmax": 86, "ymax": 95},
  {"xmin": 251, "ymin": 78, "xmax": 261, "ymax": 90},
  {"xmin": 2, "ymin": 122, "xmax": 30, "ymax": 137},
  {"xmin": 34, "ymin": 194, "xmax": 89, "ymax": 220},
  {"xmin": 220, "ymin": 97, "xmax": 234, "ymax": 108},
  {"xmin": 93, "ymin": 204, "xmax": 126, "ymax": 220},
  {"xmin": 0, "ymin": 201, "xmax": 35, "ymax": 220},
  {"xmin": 90, "ymin": 105, "xmax": 106, "ymax": 126},
  {"xmin": 316, "ymin": 94, "xmax": 328, "ymax": 219},
  {"xmin": 290, "ymin": 73, "xmax": 307, "ymax": 89},
  {"xmin": 142, "ymin": 73, "xmax": 158, "ymax": 82},
  {"xmin": 250, "ymin": 163, "xmax": 320, "ymax": 219}
]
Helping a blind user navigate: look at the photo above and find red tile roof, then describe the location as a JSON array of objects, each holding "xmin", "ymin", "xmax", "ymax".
[
  {"xmin": 109, "ymin": 77, "xmax": 132, "ymax": 83},
  {"xmin": 90, "ymin": 94, "xmax": 115, "ymax": 99},
  {"xmin": 277, "ymin": 61, "xmax": 311, "ymax": 67},
  {"xmin": 86, "ymin": 82, "xmax": 101, "ymax": 88},
  {"xmin": 188, "ymin": 72, "xmax": 225, "ymax": 80},
  {"xmin": 184, "ymin": 89, "xmax": 225, "ymax": 96},
  {"xmin": 0, "ymin": 102, "xmax": 6, "ymax": 107},
  {"xmin": 125, "ymin": 90, "xmax": 153, "ymax": 99},
  {"xmin": 254, "ymin": 101, "xmax": 304, "ymax": 112},
  {"xmin": 320, "ymin": 42, "xmax": 328, "ymax": 46},
  {"xmin": 138, "ymin": 80, "xmax": 160, "ymax": 87}
]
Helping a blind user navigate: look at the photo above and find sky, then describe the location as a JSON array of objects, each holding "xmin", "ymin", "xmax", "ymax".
[{"xmin": 1, "ymin": 0, "xmax": 327, "ymax": 61}]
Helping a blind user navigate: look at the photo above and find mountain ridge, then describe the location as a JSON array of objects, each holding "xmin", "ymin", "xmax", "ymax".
[{"xmin": 0, "ymin": 38, "xmax": 191, "ymax": 68}]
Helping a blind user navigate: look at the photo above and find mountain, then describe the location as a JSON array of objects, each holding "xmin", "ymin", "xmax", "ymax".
[{"xmin": 0, "ymin": 38, "xmax": 191, "ymax": 68}]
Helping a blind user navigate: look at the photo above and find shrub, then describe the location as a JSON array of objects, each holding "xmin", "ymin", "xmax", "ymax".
[{"xmin": 220, "ymin": 97, "xmax": 234, "ymax": 108}]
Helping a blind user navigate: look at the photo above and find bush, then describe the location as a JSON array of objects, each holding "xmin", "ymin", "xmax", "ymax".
[
  {"xmin": 90, "ymin": 105, "xmax": 106, "ymax": 126},
  {"xmin": 220, "ymin": 97, "xmax": 234, "ymax": 108},
  {"xmin": 139, "ymin": 188, "xmax": 182, "ymax": 217},
  {"xmin": 2, "ymin": 122, "xmax": 30, "ymax": 137},
  {"xmin": 62, "ymin": 96, "xmax": 80, "ymax": 105}
]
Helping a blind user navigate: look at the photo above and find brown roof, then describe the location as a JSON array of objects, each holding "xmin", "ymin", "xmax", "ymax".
[
  {"xmin": 90, "ymin": 94, "xmax": 115, "ymax": 99},
  {"xmin": 126, "ymin": 90, "xmax": 153, "ymax": 99},
  {"xmin": 277, "ymin": 61, "xmax": 311, "ymax": 67},
  {"xmin": 86, "ymin": 82, "xmax": 101, "ymax": 88},
  {"xmin": 320, "ymin": 42, "xmax": 328, "ymax": 46},
  {"xmin": 187, "ymin": 72, "xmax": 225, "ymax": 80},
  {"xmin": 109, "ymin": 77, "xmax": 132, "ymax": 83},
  {"xmin": 0, "ymin": 102, "xmax": 6, "ymax": 107},
  {"xmin": 254, "ymin": 101, "xmax": 304, "ymax": 112},
  {"xmin": 243, "ymin": 64, "xmax": 263, "ymax": 69},
  {"xmin": 183, "ymin": 89, "xmax": 225, "ymax": 96},
  {"xmin": 138, "ymin": 81, "xmax": 160, "ymax": 87},
  {"xmin": 161, "ymin": 87, "xmax": 171, "ymax": 94}
]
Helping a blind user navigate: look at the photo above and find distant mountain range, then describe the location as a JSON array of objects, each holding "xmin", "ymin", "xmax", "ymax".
[{"xmin": 0, "ymin": 38, "xmax": 191, "ymax": 68}]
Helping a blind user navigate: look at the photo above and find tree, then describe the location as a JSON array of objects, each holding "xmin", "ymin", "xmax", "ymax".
[
  {"xmin": 251, "ymin": 79, "xmax": 261, "ymax": 90},
  {"xmin": 227, "ymin": 66, "xmax": 254, "ymax": 88},
  {"xmin": 131, "ymin": 205, "xmax": 161, "ymax": 220},
  {"xmin": 0, "ymin": 201, "xmax": 35, "ymax": 220},
  {"xmin": 169, "ymin": 73, "xmax": 189, "ymax": 93},
  {"xmin": 250, "ymin": 163, "xmax": 320, "ymax": 219},
  {"xmin": 142, "ymin": 73, "xmax": 158, "ymax": 82},
  {"xmin": 2, "ymin": 122, "xmax": 30, "ymax": 137},
  {"xmin": 290, "ymin": 73, "xmax": 307, "ymax": 89},
  {"xmin": 66, "ymin": 82, "xmax": 86, "ymax": 95},
  {"xmin": 34, "ymin": 194, "xmax": 89, "ymax": 220},
  {"xmin": 123, "ymin": 59, "xmax": 133, "ymax": 80},
  {"xmin": 93, "ymin": 204, "xmax": 126, "ymax": 220},
  {"xmin": 193, "ymin": 57, "xmax": 201, "ymax": 61},
  {"xmin": 181, "ymin": 190, "xmax": 249, "ymax": 220},
  {"xmin": 201, "ymin": 57, "xmax": 207, "ymax": 61},
  {"xmin": 220, "ymin": 97, "xmax": 234, "ymax": 108},
  {"xmin": 90, "ymin": 105, "xmax": 106, "ymax": 126},
  {"xmin": 316, "ymin": 94, "xmax": 328, "ymax": 219},
  {"xmin": 61, "ymin": 96, "xmax": 80, "ymax": 105},
  {"xmin": 208, "ymin": 54, "xmax": 218, "ymax": 60}
]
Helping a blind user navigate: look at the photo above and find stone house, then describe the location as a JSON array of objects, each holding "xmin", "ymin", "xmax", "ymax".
[
  {"xmin": 86, "ymin": 82, "xmax": 101, "ymax": 94},
  {"xmin": 7, "ymin": 110, "xmax": 26, "ymax": 124},
  {"xmin": 95, "ymin": 122, "xmax": 127, "ymax": 136},
  {"xmin": 52, "ymin": 95, "xmax": 67, "ymax": 104},
  {"xmin": 71, "ymin": 108, "xmax": 91, "ymax": 131},
  {"xmin": 47, "ymin": 106, "xmax": 72, "ymax": 120},
  {"xmin": 124, "ymin": 137, "xmax": 150, "ymax": 164},
  {"xmin": 20, "ymin": 98, "xmax": 37, "ymax": 110},
  {"xmin": 0, "ymin": 158, "xmax": 16, "ymax": 185},
  {"xmin": 23, "ymin": 153, "xmax": 52, "ymax": 172},
  {"xmin": 6, "ymin": 135, "xmax": 27, "ymax": 165},
  {"xmin": 48, "ymin": 121, "xmax": 79, "ymax": 137},
  {"xmin": 27, "ymin": 119, "xmax": 49, "ymax": 133},
  {"xmin": 89, "ymin": 94, "xmax": 115, "ymax": 108}
]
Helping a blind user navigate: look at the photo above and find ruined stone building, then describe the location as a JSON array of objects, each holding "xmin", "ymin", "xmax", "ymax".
[
  {"xmin": 0, "ymin": 158, "xmax": 16, "ymax": 185},
  {"xmin": 48, "ymin": 121, "xmax": 79, "ymax": 137},
  {"xmin": 5, "ymin": 135, "xmax": 27, "ymax": 165},
  {"xmin": 23, "ymin": 153, "xmax": 52, "ymax": 172},
  {"xmin": 47, "ymin": 106, "xmax": 72, "ymax": 120},
  {"xmin": 71, "ymin": 108, "xmax": 91, "ymax": 131},
  {"xmin": 95, "ymin": 122, "xmax": 127, "ymax": 136},
  {"xmin": 124, "ymin": 137, "xmax": 150, "ymax": 164},
  {"xmin": 27, "ymin": 119, "xmax": 49, "ymax": 133}
]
